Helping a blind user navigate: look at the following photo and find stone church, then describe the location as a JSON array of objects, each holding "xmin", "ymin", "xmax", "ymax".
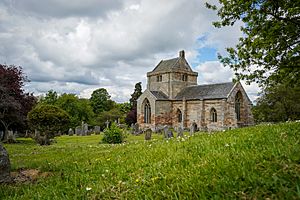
[{"xmin": 137, "ymin": 50, "xmax": 254, "ymax": 131}]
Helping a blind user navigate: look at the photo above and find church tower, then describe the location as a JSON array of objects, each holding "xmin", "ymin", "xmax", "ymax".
[{"xmin": 146, "ymin": 50, "xmax": 198, "ymax": 99}]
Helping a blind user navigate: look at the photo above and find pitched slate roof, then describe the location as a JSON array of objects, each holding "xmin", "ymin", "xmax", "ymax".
[
  {"xmin": 150, "ymin": 91, "xmax": 169, "ymax": 100},
  {"xmin": 151, "ymin": 57, "xmax": 192, "ymax": 72},
  {"xmin": 175, "ymin": 82, "xmax": 235, "ymax": 100}
]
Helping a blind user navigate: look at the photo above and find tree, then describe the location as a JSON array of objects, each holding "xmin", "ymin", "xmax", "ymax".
[
  {"xmin": 55, "ymin": 94, "xmax": 94, "ymax": 127},
  {"xmin": 40, "ymin": 90, "xmax": 58, "ymax": 105},
  {"xmin": 129, "ymin": 82, "xmax": 142, "ymax": 109},
  {"xmin": 27, "ymin": 105, "xmax": 70, "ymax": 145},
  {"xmin": 206, "ymin": 0, "xmax": 300, "ymax": 87},
  {"xmin": 126, "ymin": 82, "xmax": 142, "ymax": 125},
  {"xmin": 90, "ymin": 88, "xmax": 114, "ymax": 114},
  {"xmin": 0, "ymin": 64, "xmax": 36, "ymax": 141},
  {"xmin": 252, "ymin": 84, "xmax": 300, "ymax": 122}
]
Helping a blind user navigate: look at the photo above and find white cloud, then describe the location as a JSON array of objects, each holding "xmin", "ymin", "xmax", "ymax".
[{"xmin": 0, "ymin": 0, "xmax": 259, "ymax": 102}]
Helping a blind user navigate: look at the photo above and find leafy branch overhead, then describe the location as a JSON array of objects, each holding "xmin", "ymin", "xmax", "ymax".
[{"xmin": 206, "ymin": 0, "xmax": 300, "ymax": 87}]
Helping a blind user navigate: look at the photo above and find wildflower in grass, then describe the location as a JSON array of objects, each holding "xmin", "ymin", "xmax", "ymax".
[
  {"xmin": 107, "ymin": 158, "xmax": 111, "ymax": 161},
  {"xmin": 225, "ymin": 143, "xmax": 230, "ymax": 147},
  {"xmin": 135, "ymin": 178, "xmax": 139, "ymax": 183},
  {"xmin": 105, "ymin": 169, "xmax": 109, "ymax": 173},
  {"xmin": 86, "ymin": 187, "xmax": 92, "ymax": 191}
]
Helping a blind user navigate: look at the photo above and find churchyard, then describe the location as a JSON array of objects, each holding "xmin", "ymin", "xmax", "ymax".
[{"xmin": 1, "ymin": 122, "xmax": 299, "ymax": 199}]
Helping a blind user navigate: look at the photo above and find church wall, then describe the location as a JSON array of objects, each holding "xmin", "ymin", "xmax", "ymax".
[
  {"xmin": 154, "ymin": 101, "xmax": 173, "ymax": 126},
  {"xmin": 136, "ymin": 91, "xmax": 157, "ymax": 129},
  {"xmin": 226, "ymin": 83, "xmax": 254, "ymax": 127},
  {"xmin": 148, "ymin": 73, "xmax": 170, "ymax": 96},
  {"xmin": 185, "ymin": 100, "xmax": 202, "ymax": 129},
  {"xmin": 203, "ymin": 99, "xmax": 227, "ymax": 131}
]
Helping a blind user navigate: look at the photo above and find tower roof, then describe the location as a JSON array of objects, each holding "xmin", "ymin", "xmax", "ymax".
[{"xmin": 149, "ymin": 50, "xmax": 195, "ymax": 74}]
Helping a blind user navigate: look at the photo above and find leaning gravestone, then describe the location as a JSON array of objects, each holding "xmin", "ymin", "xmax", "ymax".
[
  {"xmin": 177, "ymin": 126, "xmax": 184, "ymax": 138},
  {"xmin": 144, "ymin": 129, "xmax": 152, "ymax": 140},
  {"xmin": 0, "ymin": 143, "xmax": 11, "ymax": 183},
  {"xmin": 94, "ymin": 126, "xmax": 101, "ymax": 134},
  {"xmin": 68, "ymin": 128, "xmax": 74, "ymax": 136}
]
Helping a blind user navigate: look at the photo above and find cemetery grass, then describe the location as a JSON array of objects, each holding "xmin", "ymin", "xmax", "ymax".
[{"xmin": 1, "ymin": 123, "xmax": 300, "ymax": 199}]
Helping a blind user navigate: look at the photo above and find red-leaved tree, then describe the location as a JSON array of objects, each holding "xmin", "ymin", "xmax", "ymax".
[{"xmin": 0, "ymin": 64, "xmax": 36, "ymax": 141}]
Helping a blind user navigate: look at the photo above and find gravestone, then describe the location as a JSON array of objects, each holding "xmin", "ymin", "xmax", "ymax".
[
  {"xmin": 0, "ymin": 143, "xmax": 11, "ymax": 183},
  {"xmin": 190, "ymin": 123, "xmax": 195, "ymax": 135},
  {"xmin": 130, "ymin": 124, "xmax": 135, "ymax": 134},
  {"xmin": 163, "ymin": 126, "xmax": 169, "ymax": 139},
  {"xmin": 105, "ymin": 120, "xmax": 110, "ymax": 129},
  {"xmin": 68, "ymin": 128, "xmax": 74, "ymax": 136},
  {"xmin": 57, "ymin": 130, "xmax": 62, "ymax": 136},
  {"xmin": 94, "ymin": 126, "xmax": 101, "ymax": 134},
  {"xmin": 144, "ymin": 129, "xmax": 152, "ymax": 140},
  {"xmin": 7, "ymin": 131, "xmax": 16, "ymax": 143},
  {"xmin": 167, "ymin": 129, "xmax": 174, "ymax": 138},
  {"xmin": 134, "ymin": 123, "xmax": 139, "ymax": 135},
  {"xmin": 177, "ymin": 126, "xmax": 184, "ymax": 138},
  {"xmin": 75, "ymin": 126, "xmax": 82, "ymax": 136},
  {"xmin": 82, "ymin": 123, "xmax": 88, "ymax": 136}
]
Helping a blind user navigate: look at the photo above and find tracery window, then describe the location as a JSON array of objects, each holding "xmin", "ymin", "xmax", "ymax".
[
  {"xmin": 210, "ymin": 108, "xmax": 217, "ymax": 122},
  {"xmin": 144, "ymin": 99, "xmax": 151, "ymax": 123},
  {"xmin": 235, "ymin": 91, "xmax": 242, "ymax": 121}
]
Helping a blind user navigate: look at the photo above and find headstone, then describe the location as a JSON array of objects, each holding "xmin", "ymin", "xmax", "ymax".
[
  {"xmin": 134, "ymin": 123, "xmax": 139, "ymax": 134},
  {"xmin": 34, "ymin": 129, "xmax": 40, "ymax": 138},
  {"xmin": 94, "ymin": 126, "xmax": 101, "ymax": 134},
  {"xmin": 167, "ymin": 129, "xmax": 174, "ymax": 138},
  {"xmin": 82, "ymin": 123, "xmax": 88, "ymax": 136},
  {"xmin": 0, "ymin": 143, "xmax": 11, "ymax": 183},
  {"xmin": 177, "ymin": 126, "xmax": 184, "ymax": 138},
  {"xmin": 130, "ymin": 124, "xmax": 135, "ymax": 134},
  {"xmin": 163, "ymin": 125, "xmax": 169, "ymax": 138},
  {"xmin": 68, "ymin": 128, "xmax": 74, "ymax": 136},
  {"xmin": 57, "ymin": 130, "xmax": 62, "ymax": 136},
  {"xmin": 190, "ymin": 123, "xmax": 195, "ymax": 135},
  {"xmin": 7, "ymin": 131, "xmax": 16, "ymax": 143},
  {"xmin": 144, "ymin": 128, "xmax": 152, "ymax": 140},
  {"xmin": 75, "ymin": 126, "xmax": 82, "ymax": 136},
  {"xmin": 105, "ymin": 120, "xmax": 110, "ymax": 129}
]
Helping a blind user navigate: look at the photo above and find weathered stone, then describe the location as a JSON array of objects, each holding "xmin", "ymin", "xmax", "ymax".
[
  {"xmin": 82, "ymin": 123, "xmax": 88, "ymax": 136},
  {"xmin": 94, "ymin": 126, "xmax": 101, "ymax": 134},
  {"xmin": 144, "ymin": 129, "xmax": 152, "ymax": 140},
  {"xmin": 75, "ymin": 126, "xmax": 81, "ymax": 136},
  {"xmin": 136, "ymin": 50, "xmax": 254, "ymax": 131},
  {"xmin": 177, "ymin": 126, "xmax": 184, "ymax": 138},
  {"xmin": 68, "ymin": 128, "xmax": 74, "ymax": 136},
  {"xmin": 0, "ymin": 143, "xmax": 11, "ymax": 183},
  {"xmin": 6, "ymin": 131, "xmax": 16, "ymax": 143}
]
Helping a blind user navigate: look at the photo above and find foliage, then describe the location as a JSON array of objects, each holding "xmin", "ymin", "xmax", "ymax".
[
  {"xmin": 90, "ymin": 88, "xmax": 114, "ymax": 114},
  {"xmin": 101, "ymin": 122, "xmax": 124, "ymax": 144},
  {"xmin": 27, "ymin": 105, "xmax": 70, "ymax": 144},
  {"xmin": 0, "ymin": 64, "xmax": 36, "ymax": 141},
  {"xmin": 125, "ymin": 107, "xmax": 137, "ymax": 125},
  {"xmin": 126, "ymin": 82, "xmax": 142, "ymax": 125},
  {"xmin": 95, "ymin": 108, "xmax": 123, "ymax": 128},
  {"xmin": 252, "ymin": 84, "xmax": 300, "ymax": 122},
  {"xmin": 206, "ymin": 0, "xmax": 300, "ymax": 87},
  {"xmin": 129, "ymin": 82, "xmax": 142, "ymax": 109},
  {"xmin": 1, "ymin": 123, "xmax": 300, "ymax": 199},
  {"xmin": 40, "ymin": 90, "xmax": 58, "ymax": 105},
  {"xmin": 55, "ymin": 94, "xmax": 94, "ymax": 127}
]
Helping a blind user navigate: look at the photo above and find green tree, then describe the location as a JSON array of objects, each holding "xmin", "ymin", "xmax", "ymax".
[
  {"xmin": 129, "ymin": 82, "xmax": 142, "ymax": 109},
  {"xmin": 27, "ymin": 105, "xmax": 70, "ymax": 145},
  {"xmin": 252, "ymin": 84, "xmax": 300, "ymax": 122},
  {"xmin": 90, "ymin": 88, "xmax": 114, "ymax": 114},
  {"xmin": 206, "ymin": 0, "xmax": 300, "ymax": 87},
  {"xmin": 55, "ymin": 94, "xmax": 94, "ymax": 127},
  {"xmin": 95, "ymin": 108, "xmax": 123, "ymax": 128},
  {"xmin": 40, "ymin": 90, "xmax": 58, "ymax": 105}
]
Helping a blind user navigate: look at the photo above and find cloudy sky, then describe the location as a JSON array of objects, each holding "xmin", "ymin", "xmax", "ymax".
[{"xmin": 0, "ymin": 0, "xmax": 259, "ymax": 102}]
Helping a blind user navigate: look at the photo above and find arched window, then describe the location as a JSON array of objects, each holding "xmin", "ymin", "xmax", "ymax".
[
  {"xmin": 144, "ymin": 99, "xmax": 151, "ymax": 123},
  {"xmin": 210, "ymin": 108, "xmax": 217, "ymax": 122},
  {"xmin": 177, "ymin": 109, "xmax": 182, "ymax": 123},
  {"xmin": 235, "ymin": 91, "xmax": 242, "ymax": 121}
]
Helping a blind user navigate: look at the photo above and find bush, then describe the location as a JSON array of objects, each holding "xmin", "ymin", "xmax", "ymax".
[{"xmin": 102, "ymin": 123, "xmax": 124, "ymax": 144}]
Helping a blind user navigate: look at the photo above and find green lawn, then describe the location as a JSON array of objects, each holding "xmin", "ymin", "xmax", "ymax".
[{"xmin": 1, "ymin": 122, "xmax": 300, "ymax": 199}]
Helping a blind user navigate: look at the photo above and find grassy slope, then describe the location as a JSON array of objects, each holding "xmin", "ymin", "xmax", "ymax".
[{"xmin": 1, "ymin": 123, "xmax": 300, "ymax": 199}]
